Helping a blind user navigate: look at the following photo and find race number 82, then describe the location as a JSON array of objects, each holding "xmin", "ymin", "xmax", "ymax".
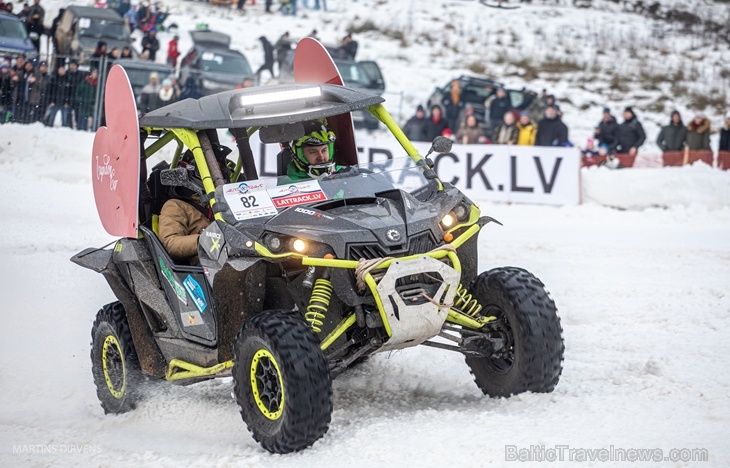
[{"xmin": 240, "ymin": 195, "xmax": 259, "ymax": 209}]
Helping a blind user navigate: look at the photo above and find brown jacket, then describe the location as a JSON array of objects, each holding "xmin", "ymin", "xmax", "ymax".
[
  {"xmin": 686, "ymin": 118, "xmax": 711, "ymax": 150},
  {"xmin": 455, "ymin": 125, "xmax": 485, "ymax": 144},
  {"xmin": 159, "ymin": 198, "xmax": 210, "ymax": 263}
]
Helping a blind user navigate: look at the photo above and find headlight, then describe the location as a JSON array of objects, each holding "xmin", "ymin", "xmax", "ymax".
[
  {"xmin": 452, "ymin": 203, "xmax": 469, "ymax": 221},
  {"xmin": 267, "ymin": 235, "xmax": 283, "ymax": 252},
  {"xmin": 441, "ymin": 213, "xmax": 456, "ymax": 228},
  {"xmin": 291, "ymin": 238, "xmax": 307, "ymax": 253}
]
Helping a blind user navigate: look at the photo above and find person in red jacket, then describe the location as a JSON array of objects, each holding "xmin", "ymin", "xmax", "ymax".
[{"xmin": 167, "ymin": 35, "xmax": 180, "ymax": 67}]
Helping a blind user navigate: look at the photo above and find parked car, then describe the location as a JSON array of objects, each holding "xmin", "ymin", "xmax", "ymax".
[
  {"xmin": 427, "ymin": 75, "xmax": 536, "ymax": 134},
  {"xmin": 0, "ymin": 11, "xmax": 38, "ymax": 60},
  {"xmin": 280, "ymin": 47, "xmax": 385, "ymax": 130},
  {"xmin": 53, "ymin": 6, "xmax": 133, "ymax": 65},
  {"xmin": 178, "ymin": 29, "xmax": 253, "ymax": 96},
  {"xmin": 114, "ymin": 59, "xmax": 176, "ymax": 100}
]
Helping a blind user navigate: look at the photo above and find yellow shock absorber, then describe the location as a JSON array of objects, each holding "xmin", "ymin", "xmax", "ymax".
[
  {"xmin": 305, "ymin": 278, "xmax": 333, "ymax": 333},
  {"xmin": 453, "ymin": 284, "xmax": 482, "ymax": 317}
]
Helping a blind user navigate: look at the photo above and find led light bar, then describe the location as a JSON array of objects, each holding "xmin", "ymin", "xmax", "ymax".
[{"xmin": 237, "ymin": 87, "xmax": 322, "ymax": 107}]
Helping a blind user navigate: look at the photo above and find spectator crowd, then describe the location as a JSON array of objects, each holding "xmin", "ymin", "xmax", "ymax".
[{"xmin": 403, "ymin": 86, "xmax": 730, "ymax": 169}]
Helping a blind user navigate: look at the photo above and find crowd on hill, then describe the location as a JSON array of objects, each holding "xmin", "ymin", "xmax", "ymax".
[{"xmin": 403, "ymin": 89, "xmax": 730, "ymax": 169}]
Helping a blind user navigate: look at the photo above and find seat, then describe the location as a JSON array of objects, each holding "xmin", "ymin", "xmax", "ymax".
[{"xmin": 141, "ymin": 161, "xmax": 171, "ymax": 235}]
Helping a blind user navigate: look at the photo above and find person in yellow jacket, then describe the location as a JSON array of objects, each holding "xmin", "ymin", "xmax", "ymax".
[{"xmin": 516, "ymin": 112, "xmax": 537, "ymax": 145}]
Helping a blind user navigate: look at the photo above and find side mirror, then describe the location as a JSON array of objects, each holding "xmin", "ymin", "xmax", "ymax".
[
  {"xmin": 160, "ymin": 167, "xmax": 189, "ymax": 186},
  {"xmin": 431, "ymin": 136, "xmax": 452, "ymax": 153},
  {"xmin": 259, "ymin": 122, "xmax": 305, "ymax": 144},
  {"xmin": 160, "ymin": 167, "xmax": 203, "ymax": 194}
]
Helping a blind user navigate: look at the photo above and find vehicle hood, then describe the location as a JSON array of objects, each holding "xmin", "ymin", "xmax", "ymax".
[
  {"xmin": 258, "ymin": 189, "xmax": 458, "ymax": 260},
  {"xmin": 0, "ymin": 36, "xmax": 36, "ymax": 55}
]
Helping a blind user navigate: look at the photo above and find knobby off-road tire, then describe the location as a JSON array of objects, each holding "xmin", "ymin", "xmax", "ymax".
[
  {"xmin": 233, "ymin": 310, "xmax": 332, "ymax": 454},
  {"xmin": 90, "ymin": 301, "xmax": 141, "ymax": 414},
  {"xmin": 464, "ymin": 267, "xmax": 564, "ymax": 397}
]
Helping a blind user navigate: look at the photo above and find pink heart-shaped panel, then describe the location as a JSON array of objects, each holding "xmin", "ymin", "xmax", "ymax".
[{"xmin": 92, "ymin": 65, "xmax": 140, "ymax": 238}]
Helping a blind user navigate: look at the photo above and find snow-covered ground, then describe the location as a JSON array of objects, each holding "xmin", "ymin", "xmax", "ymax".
[
  {"xmin": 2, "ymin": 0, "xmax": 730, "ymax": 466},
  {"xmin": 1, "ymin": 124, "xmax": 729, "ymax": 467}
]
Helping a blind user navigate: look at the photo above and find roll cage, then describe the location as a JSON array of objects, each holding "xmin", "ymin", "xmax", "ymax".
[{"xmin": 137, "ymin": 82, "xmax": 443, "ymax": 228}]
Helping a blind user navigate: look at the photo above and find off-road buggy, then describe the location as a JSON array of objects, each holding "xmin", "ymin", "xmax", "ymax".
[{"xmin": 72, "ymin": 42, "xmax": 564, "ymax": 454}]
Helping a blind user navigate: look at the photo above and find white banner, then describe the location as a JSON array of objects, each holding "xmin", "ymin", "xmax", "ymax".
[{"xmin": 247, "ymin": 134, "xmax": 581, "ymax": 206}]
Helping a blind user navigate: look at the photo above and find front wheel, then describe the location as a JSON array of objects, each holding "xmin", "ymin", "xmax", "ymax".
[
  {"xmin": 90, "ymin": 302, "xmax": 141, "ymax": 414},
  {"xmin": 464, "ymin": 267, "xmax": 564, "ymax": 397},
  {"xmin": 232, "ymin": 310, "xmax": 332, "ymax": 454}
]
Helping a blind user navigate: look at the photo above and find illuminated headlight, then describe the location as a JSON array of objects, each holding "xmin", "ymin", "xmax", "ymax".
[
  {"xmin": 291, "ymin": 238, "xmax": 307, "ymax": 253},
  {"xmin": 441, "ymin": 213, "xmax": 456, "ymax": 229},
  {"xmin": 267, "ymin": 235, "xmax": 283, "ymax": 252}
]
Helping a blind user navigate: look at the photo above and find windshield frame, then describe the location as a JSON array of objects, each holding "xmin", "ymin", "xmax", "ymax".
[{"xmin": 217, "ymin": 157, "xmax": 432, "ymax": 224}]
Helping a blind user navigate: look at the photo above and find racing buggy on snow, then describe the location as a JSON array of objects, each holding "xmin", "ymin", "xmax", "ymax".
[{"xmin": 72, "ymin": 39, "xmax": 564, "ymax": 454}]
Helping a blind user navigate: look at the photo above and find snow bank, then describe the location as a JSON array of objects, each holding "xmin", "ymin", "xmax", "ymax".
[{"xmin": 581, "ymin": 163, "xmax": 730, "ymax": 210}]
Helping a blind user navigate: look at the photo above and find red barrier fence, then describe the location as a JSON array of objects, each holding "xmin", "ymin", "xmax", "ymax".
[{"xmin": 582, "ymin": 151, "xmax": 730, "ymax": 170}]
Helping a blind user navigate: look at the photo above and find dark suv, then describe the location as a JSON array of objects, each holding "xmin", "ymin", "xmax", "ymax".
[
  {"xmin": 178, "ymin": 30, "xmax": 253, "ymax": 96},
  {"xmin": 114, "ymin": 59, "xmax": 175, "ymax": 100},
  {"xmin": 53, "ymin": 6, "xmax": 133, "ymax": 64},
  {"xmin": 427, "ymin": 75, "xmax": 535, "ymax": 132},
  {"xmin": 0, "ymin": 11, "xmax": 38, "ymax": 60}
]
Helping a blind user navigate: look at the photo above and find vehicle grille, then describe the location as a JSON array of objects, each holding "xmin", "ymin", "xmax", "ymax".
[{"xmin": 347, "ymin": 232, "xmax": 438, "ymax": 261}]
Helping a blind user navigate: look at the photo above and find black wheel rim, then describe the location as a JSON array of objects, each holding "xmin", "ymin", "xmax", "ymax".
[{"xmin": 250, "ymin": 349, "xmax": 284, "ymax": 420}]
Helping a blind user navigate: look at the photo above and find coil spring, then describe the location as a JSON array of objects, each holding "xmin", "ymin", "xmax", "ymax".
[
  {"xmin": 305, "ymin": 278, "xmax": 333, "ymax": 333},
  {"xmin": 453, "ymin": 284, "xmax": 482, "ymax": 317}
]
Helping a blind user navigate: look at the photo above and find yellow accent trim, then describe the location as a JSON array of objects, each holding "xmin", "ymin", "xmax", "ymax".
[
  {"xmin": 450, "ymin": 224, "xmax": 480, "ymax": 250},
  {"xmin": 144, "ymin": 131, "xmax": 176, "ymax": 158},
  {"xmin": 151, "ymin": 214, "xmax": 159, "ymax": 236},
  {"xmin": 365, "ymin": 273, "xmax": 393, "ymax": 337},
  {"xmin": 254, "ymin": 242, "xmax": 301, "ymax": 259},
  {"xmin": 320, "ymin": 313, "xmax": 357, "ymax": 351},
  {"xmin": 165, "ymin": 359, "xmax": 233, "ymax": 381},
  {"xmin": 446, "ymin": 309, "xmax": 497, "ymax": 329},
  {"xmin": 367, "ymin": 103, "xmax": 444, "ymax": 191},
  {"xmin": 102, "ymin": 335, "xmax": 126, "ymax": 399},
  {"xmin": 168, "ymin": 128, "xmax": 225, "ymax": 223},
  {"xmin": 114, "ymin": 242, "xmax": 123, "ymax": 252},
  {"xmin": 250, "ymin": 349, "xmax": 285, "ymax": 420}
]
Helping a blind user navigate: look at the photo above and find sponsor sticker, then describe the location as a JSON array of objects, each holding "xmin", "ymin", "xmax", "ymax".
[
  {"xmin": 183, "ymin": 275, "xmax": 207, "ymax": 313},
  {"xmin": 181, "ymin": 311, "xmax": 204, "ymax": 327},
  {"xmin": 268, "ymin": 181, "xmax": 327, "ymax": 208},
  {"xmin": 158, "ymin": 257, "xmax": 188, "ymax": 305}
]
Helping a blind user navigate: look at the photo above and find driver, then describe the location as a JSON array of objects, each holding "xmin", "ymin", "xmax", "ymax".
[{"xmin": 287, "ymin": 120, "xmax": 343, "ymax": 180}]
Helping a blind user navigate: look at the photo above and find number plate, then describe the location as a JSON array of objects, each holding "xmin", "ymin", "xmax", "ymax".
[{"xmin": 222, "ymin": 182, "xmax": 277, "ymax": 220}]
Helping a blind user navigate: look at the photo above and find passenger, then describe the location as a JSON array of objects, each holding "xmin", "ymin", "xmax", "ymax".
[{"xmin": 159, "ymin": 133, "xmax": 232, "ymax": 264}]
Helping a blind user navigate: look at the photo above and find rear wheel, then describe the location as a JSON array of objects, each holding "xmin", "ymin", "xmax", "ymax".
[
  {"xmin": 464, "ymin": 267, "xmax": 564, "ymax": 397},
  {"xmin": 233, "ymin": 310, "xmax": 332, "ymax": 454},
  {"xmin": 90, "ymin": 302, "xmax": 141, "ymax": 414}
]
